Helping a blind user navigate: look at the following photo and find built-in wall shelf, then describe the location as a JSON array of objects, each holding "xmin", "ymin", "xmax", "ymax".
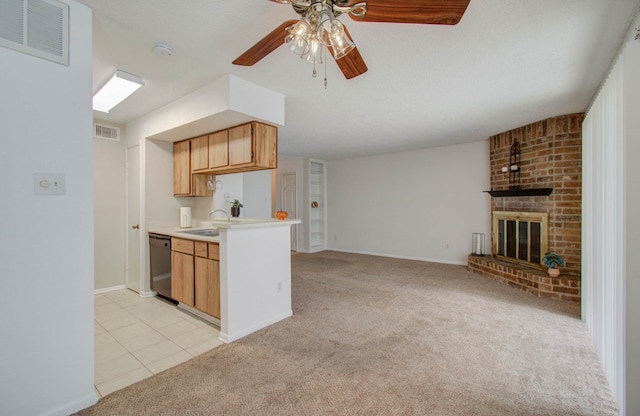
[
  {"xmin": 484, "ymin": 188, "xmax": 553, "ymax": 197},
  {"xmin": 308, "ymin": 159, "xmax": 327, "ymax": 252}
]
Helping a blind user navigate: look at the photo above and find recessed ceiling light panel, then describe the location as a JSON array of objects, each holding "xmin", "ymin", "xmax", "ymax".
[{"xmin": 92, "ymin": 70, "xmax": 144, "ymax": 113}]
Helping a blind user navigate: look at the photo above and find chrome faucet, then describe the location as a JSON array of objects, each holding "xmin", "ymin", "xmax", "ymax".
[{"xmin": 208, "ymin": 209, "xmax": 230, "ymax": 222}]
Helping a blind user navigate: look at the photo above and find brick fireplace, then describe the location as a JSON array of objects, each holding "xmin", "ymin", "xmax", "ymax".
[{"xmin": 467, "ymin": 114, "xmax": 583, "ymax": 303}]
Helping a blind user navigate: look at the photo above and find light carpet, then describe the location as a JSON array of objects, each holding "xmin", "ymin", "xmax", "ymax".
[{"xmin": 76, "ymin": 251, "xmax": 618, "ymax": 415}]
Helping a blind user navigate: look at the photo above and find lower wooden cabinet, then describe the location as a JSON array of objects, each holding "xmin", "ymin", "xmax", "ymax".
[
  {"xmin": 195, "ymin": 256, "xmax": 220, "ymax": 318},
  {"xmin": 171, "ymin": 238, "xmax": 220, "ymax": 319},
  {"xmin": 171, "ymin": 250, "xmax": 194, "ymax": 306}
]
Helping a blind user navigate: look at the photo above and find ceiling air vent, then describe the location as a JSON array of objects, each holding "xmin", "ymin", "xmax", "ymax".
[
  {"xmin": 0, "ymin": 0, "xmax": 69, "ymax": 66},
  {"xmin": 94, "ymin": 124, "xmax": 121, "ymax": 141}
]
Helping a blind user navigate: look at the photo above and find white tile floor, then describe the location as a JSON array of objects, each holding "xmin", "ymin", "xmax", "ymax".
[{"xmin": 94, "ymin": 289, "xmax": 223, "ymax": 397}]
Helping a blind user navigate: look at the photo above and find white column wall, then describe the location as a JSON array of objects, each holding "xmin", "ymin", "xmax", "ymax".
[
  {"xmin": 218, "ymin": 226, "xmax": 293, "ymax": 342},
  {"xmin": 0, "ymin": 1, "xmax": 97, "ymax": 415}
]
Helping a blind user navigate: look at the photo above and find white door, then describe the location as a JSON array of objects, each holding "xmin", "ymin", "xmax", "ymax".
[
  {"xmin": 281, "ymin": 172, "xmax": 297, "ymax": 251},
  {"xmin": 126, "ymin": 145, "xmax": 140, "ymax": 292}
]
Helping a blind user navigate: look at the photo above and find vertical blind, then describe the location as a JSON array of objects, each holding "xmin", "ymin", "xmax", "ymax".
[{"xmin": 582, "ymin": 40, "xmax": 638, "ymax": 415}]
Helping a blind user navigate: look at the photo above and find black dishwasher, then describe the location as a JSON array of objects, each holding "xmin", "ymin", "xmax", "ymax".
[{"xmin": 149, "ymin": 233, "xmax": 175, "ymax": 302}]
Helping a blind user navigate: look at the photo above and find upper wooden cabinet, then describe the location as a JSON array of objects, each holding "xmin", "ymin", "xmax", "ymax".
[
  {"xmin": 191, "ymin": 135, "xmax": 209, "ymax": 172},
  {"xmin": 173, "ymin": 140, "xmax": 212, "ymax": 197},
  {"xmin": 229, "ymin": 123, "xmax": 253, "ymax": 167},
  {"xmin": 174, "ymin": 121, "xmax": 277, "ymax": 196},
  {"xmin": 210, "ymin": 121, "xmax": 277, "ymax": 173},
  {"xmin": 208, "ymin": 130, "xmax": 229, "ymax": 170},
  {"xmin": 173, "ymin": 140, "xmax": 191, "ymax": 195}
]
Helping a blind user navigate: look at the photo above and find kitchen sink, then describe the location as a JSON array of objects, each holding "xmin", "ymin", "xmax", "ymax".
[{"xmin": 178, "ymin": 229, "xmax": 219, "ymax": 237}]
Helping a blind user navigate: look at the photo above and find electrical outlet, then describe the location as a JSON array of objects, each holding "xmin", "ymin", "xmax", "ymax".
[
  {"xmin": 276, "ymin": 281, "xmax": 282, "ymax": 293},
  {"xmin": 224, "ymin": 193, "xmax": 231, "ymax": 202}
]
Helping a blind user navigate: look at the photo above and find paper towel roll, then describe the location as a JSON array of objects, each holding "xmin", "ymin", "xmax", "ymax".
[{"xmin": 180, "ymin": 207, "xmax": 192, "ymax": 228}]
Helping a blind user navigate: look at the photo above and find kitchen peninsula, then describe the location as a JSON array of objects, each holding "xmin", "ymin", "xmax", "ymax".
[{"xmin": 149, "ymin": 217, "xmax": 300, "ymax": 343}]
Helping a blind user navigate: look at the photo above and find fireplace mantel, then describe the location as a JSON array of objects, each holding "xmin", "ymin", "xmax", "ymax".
[{"xmin": 484, "ymin": 188, "xmax": 553, "ymax": 197}]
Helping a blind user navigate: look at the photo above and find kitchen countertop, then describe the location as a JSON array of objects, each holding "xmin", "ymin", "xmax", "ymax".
[{"xmin": 148, "ymin": 217, "xmax": 300, "ymax": 243}]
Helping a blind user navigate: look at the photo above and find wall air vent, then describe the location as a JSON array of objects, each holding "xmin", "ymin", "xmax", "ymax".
[
  {"xmin": 94, "ymin": 123, "xmax": 121, "ymax": 141},
  {"xmin": 0, "ymin": 0, "xmax": 69, "ymax": 66}
]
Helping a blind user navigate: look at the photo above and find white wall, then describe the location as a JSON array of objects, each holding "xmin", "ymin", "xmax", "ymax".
[
  {"xmin": 94, "ymin": 123, "xmax": 126, "ymax": 290},
  {"xmin": 0, "ymin": 2, "xmax": 97, "ymax": 415},
  {"xmin": 145, "ymin": 139, "xmax": 183, "ymax": 223},
  {"xmin": 326, "ymin": 141, "xmax": 491, "ymax": 264},
  {"xmin": 243, "ymin": 170, "xmax": 273, "ymax": 218}
]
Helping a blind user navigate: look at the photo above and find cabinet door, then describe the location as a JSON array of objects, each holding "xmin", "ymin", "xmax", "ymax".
[
  {"xmin": 208, "ymin": 130, "xmax": 229, "ymax": 169},
  {"xmin": 253, "ymin": 122, "xmax": 278, "ymax": 169},
  {"xmin": 191, "ymin": 135, "xmax": 209, "ymax": 171},
  {"xmin": 173, "ymin": 141, "xmax": 190, "ymax": 195},
  {"xmin": 195, "ymin": 256, "xmax": 220, "ymax": 318},
  {"xmin": 228, "ymin": 124, "xmax": 253, "ymax": 166},
  {"xmin": 171, "ymin": 251, "xmax": 194, "ymax": 306}
]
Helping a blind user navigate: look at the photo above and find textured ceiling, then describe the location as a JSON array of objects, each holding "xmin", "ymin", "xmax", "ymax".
[{"xmin": 78, "ymin": 0, "xmax": 639, "ymax": 160}]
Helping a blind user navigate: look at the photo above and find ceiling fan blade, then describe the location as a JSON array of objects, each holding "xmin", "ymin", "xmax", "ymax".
[
  {"xmin": 331, "ymin": 27, "xmax": 367, "ymax": 79},
  {"xmin": 347, "ymin": 0, "xmax": 470, "ymax": 25},
  {"xmin": 232, "ymin": 20, "xmax": 298, "ymax": 66}
]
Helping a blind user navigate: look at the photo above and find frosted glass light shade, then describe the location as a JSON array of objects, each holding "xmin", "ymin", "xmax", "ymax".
[{"xmin": 93, "ymin": 70, "xmax": 144, "ymax": 113}]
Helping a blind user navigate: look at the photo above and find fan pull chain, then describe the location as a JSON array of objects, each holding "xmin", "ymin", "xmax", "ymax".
[{"xmin": 324, "ymin": 48, "xmax": 328, "ymax": 90}]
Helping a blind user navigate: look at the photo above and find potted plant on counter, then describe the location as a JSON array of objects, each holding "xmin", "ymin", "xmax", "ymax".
[
  {"xmin": 543, "ymin": 252, "xmax": 565, "ymax": 277},
  {"xmin": 230, "ymin": 199, "xmax": 243, "ymax": 217}
]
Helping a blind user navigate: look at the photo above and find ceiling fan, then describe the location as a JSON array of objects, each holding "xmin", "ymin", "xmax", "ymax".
[{"xmin": 233, "ymin": 0, "xmax": 471, "ymax": 80}]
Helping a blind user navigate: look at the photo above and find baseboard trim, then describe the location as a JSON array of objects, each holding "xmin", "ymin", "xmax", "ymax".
[
  {"xmin": 328, "ymin": 248, "xmax": 468, "ymax": 266},
  {"xmin": 38, "ymin": 391, "xmax": 98, "ymax": 416},
  {"xmin": 139, "ymin": 290, "xmax": 156, "ymax": 298},
  {"xmin": 93, "ymin": 284, "xmax": 126, "ymax": 294},
  {"xmin": 219, "ymin": 310, "xmax": 293, "ymax": 344}
]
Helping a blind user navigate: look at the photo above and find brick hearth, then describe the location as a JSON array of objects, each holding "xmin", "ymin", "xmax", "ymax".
[{"xmin": 467, "ymin": 255, "xmax": 580, "ymax": 303}]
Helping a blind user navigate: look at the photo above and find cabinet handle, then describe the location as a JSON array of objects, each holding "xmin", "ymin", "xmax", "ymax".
[
  {"xmin": 311, "ymin": 201, "xmax": 319, "ymax": 208},
  {"xmin": 132, "ymin": 224, "xmax": 140, "ymax": 229}
]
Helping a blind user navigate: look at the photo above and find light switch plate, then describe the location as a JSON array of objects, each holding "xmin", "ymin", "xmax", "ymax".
[{"xmin": 34, "ymin": 172, "xmax": 66, "ymax": 195}]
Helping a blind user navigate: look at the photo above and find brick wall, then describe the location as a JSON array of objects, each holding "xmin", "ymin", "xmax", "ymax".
[{"xmin": 489, "ymin": 113, "xmax": 583, "ymax": 277}]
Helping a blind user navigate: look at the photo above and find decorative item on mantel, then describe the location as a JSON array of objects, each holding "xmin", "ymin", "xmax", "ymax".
[
  {"xmin": 472, "ymin": 233, "xmax": 485, "ymax": 256},
  {"xmin": 484, "ymin": 140, "xmax": 553, "ymax": 197},
  {"xmin": 274, "ymin": 211, "xmax": 288, "ymax": 221},
  {"xmin": 508, "ymin": 140, "xmax": 521, "ymax": 190},
  {"xmin": 543, "ymin": 252, "xmax": 565, "ymax": 277},
  {"xmin": 230, "ymin": 199, "xmax": 243, "ymax": 217}
]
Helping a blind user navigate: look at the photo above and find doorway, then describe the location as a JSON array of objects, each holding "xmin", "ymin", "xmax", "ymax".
[
  {"xmin": 281, "ymin": 172, "xmax": 297, "ymax": 251},
  {"xmin": 126, "ymin": 145, "xmax": 140, "ymax": 292}
]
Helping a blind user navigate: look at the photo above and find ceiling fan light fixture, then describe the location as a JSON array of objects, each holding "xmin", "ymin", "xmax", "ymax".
[
  {"xmin": 286, "ymin": 3, "xmax": 356, "ymax": 66},
  {"xmin": 285, "ymin": 20, "xmax": 312, "ymax": 55},
  {"xmin": 303, "ymin": 33, "xmax": 323, "ymax": 64},
  {"xmin": 320, "ymin": 19, "xmax": 355, "ymax": 59}
]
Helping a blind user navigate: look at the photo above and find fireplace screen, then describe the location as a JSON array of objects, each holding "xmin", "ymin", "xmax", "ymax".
[{"xmin": 493, "ymin": 211, "xmax": 548, "ymax": 268}]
